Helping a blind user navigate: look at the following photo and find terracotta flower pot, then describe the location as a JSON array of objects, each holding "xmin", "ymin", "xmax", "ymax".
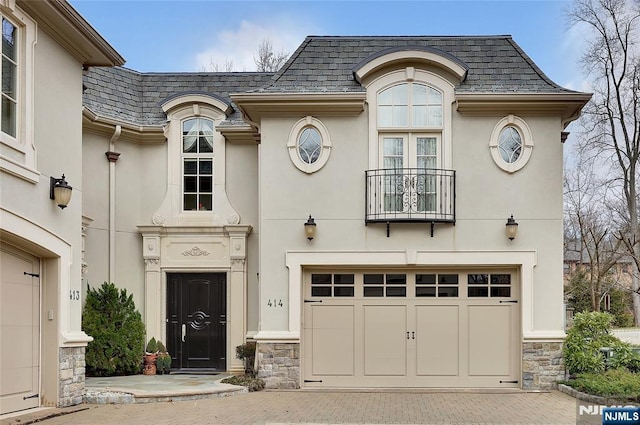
[{"xmin": 143, "ymin": 353, "xmax": 157, "ymax": 375}]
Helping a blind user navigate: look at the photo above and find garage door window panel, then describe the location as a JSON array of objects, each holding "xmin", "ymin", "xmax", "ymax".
[
  {"xmin": 416, "ymin": 273, "xmax": 458, "ymax": 297},
  {"xmin": 467, "ymin": 273, "xmax": 511, "ymax": 298},
  {"xmin": 363, "ymin": 273, "xmax": 406, "ymax": 297},
  {"xmin": 310, "ymin": 273, "xmax": 354, "ymax": 297}
]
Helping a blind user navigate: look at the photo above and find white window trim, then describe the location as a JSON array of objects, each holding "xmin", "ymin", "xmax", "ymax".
[
  {"xmin": 152, "ymin": 100, "xmax": 241, "ymax": 226},
  {"xmin": 287, "ymin": 116, "xmax": 332, "ymax": 174},
  {"xmin": 489, "ymin": 115, "xmax": 534, "ymax": 173},
  {"xmin": 0, "ymin": 6, "xmax": 37, "ymax": 182},
  {"xmin": 366, "ymin": 67, "xmax": 454, "ymax": 171}
]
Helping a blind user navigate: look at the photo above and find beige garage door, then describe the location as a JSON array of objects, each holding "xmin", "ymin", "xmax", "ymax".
[
  {"xmin": 303, "ymin": 270, "xmax": 520, "ymax": 388},
  {"xmin": 1, "ymin": 243, "xmax": 40, "ymax": 414}
]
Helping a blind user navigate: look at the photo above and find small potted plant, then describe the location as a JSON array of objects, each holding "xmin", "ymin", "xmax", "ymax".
[
  {"xmin": 143, "ymin": 337, "xmax": 158, "ymax": 375},
  {"xmin": 156, "ymin": 340, "xmax": 172, "ymax": 375}
]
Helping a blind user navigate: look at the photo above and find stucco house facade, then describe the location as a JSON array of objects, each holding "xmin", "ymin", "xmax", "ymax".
[
  {"xmin": 0, "ymin": 0, "xmax": 122, "ymax": 415},
  {"xmin": 2, "ymin": 1, "xmax": 592, "ymax": 415},
  {"xmin": 81, "ymin": 36, "xmax": 590, "ymax": 390}
]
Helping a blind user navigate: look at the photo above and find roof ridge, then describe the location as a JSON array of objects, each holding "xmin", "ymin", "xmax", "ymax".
[{"xmin": 304, "ymin": 35, "xmax": 514, "ymax": 39}]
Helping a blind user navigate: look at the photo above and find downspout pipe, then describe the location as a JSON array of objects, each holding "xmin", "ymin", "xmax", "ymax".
[{"xmin": 105, "ymin": 125, "xmax": 121, "ymax": 283}]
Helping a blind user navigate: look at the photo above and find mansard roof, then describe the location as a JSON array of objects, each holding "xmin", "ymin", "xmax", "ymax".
[
  {"xmin": 260, "ymin": 35, "xmax": 571, "ymax": 94},
  {"xmin": 83, "ymin": 35, "xmax": 580, "ymax": 127},
  {"xmin": 83, "ymin": 67, "xmax": 274, "ymax": 127}
]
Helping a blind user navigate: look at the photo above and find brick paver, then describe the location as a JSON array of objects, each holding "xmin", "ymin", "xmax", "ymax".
[{"xmin": 28, "ymin": 390, "xmax": 577, "ymax": 425}]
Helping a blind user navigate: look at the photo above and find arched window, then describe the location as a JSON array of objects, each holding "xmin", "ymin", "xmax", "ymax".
[
  {"xmin": 182, "ymin": 117, "xmax": 214, "ymax": 211},
  {"xmin": 377, "ymin": 83, "xmax": 442, "ymax": 128}
]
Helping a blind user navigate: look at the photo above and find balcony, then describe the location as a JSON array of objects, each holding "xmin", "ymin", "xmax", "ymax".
[{"xmin": 365, "ymin": 168, "xmax": 456, "ymax": 236}]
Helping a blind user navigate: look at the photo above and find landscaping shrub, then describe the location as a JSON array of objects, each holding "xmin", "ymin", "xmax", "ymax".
[
  {"xmin": 564, "ymin": 369, "xmax": 640, "ymax": 402},
  {"xmin": 563, "ymin": 311, "xmax": 619, "ymax": 375},
  {"xmin": 83, "ymin": 282, "xmax": 145, "ymax": 376},
  {"xmin": 221, "ymin": 375, "xmax": 265, "ymax": 392},
  {"xmin": 236, "ymin": 342, "xmax": 256, "ymax": 375},
  {"xmin": 608, "ymin": 341, "xmax": 640, "ymax": 373}
]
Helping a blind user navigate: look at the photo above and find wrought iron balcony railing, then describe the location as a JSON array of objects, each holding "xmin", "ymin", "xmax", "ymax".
[{"xmin": 365, "ymin": 168, "xmax": 456, "ymax": 225}]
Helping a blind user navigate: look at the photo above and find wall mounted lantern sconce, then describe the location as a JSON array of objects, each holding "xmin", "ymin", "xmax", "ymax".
[
  {"xmin": 50, "ymin": 174, "xmax": 73, "ymax": 209},
  {"xmin": 505, "ymin": 215, "xmax": 518, "ymax": 241},
  {"xmin": 304, "ymin": 215, "xmax": 317, "ymax": 240}
]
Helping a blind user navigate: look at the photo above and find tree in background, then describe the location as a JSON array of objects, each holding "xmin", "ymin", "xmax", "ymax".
[
  {"xmin": 564, "ymin": 158, "xmax": 626, "ymax": 312},
  {"xmin": 568, "ymin": 0, "xmax": 640, "ymax": 325},
  {"xmin": 202, "ymin": 38, "xmax": 289, "ymax": 72},
  {"xmin": 254, "ymin": 39, "xmax": 289, "ymax": 72},
  {"xmin": 202, "ymin": 58, "xmax": 235, "ymax": 72}
]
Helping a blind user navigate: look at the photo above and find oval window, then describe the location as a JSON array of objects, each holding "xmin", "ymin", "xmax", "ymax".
[
  {"xmin": 489, "ymin": 115, "xmax": 533, "ymax": 173},
  {"xmin": 498, "ymin": 126, "xmax": 522, "ymax": 163},
  {"xmin": 297, "ymin": 127, "xmax": 322, "ymax": 164},
  {"xmin": 288, "ymin": 116, "xmax": 332, "ymax": 173}
]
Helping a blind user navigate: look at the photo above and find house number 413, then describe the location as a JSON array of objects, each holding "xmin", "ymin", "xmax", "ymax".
[{"xmin": 267, "ymin": 299, "xmax": 283, "ymax": 307}]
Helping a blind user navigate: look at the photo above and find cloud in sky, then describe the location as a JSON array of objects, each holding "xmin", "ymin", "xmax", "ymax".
[
  {"xmin": 558, "ymin": 23, "xmax": 593, "ymax": 92},
  {"xmin": 194, "ymin": 19, "xmax": 310, "ymax": 72}
]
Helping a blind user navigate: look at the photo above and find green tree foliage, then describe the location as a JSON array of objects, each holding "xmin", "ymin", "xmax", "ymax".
[
  {"xmin": 565, "ymin": 269, "xmax": 634, "ymax": 327},
  {"xmin": 82, "ymin": 282, "xmax": 145, "ymax": 376}
]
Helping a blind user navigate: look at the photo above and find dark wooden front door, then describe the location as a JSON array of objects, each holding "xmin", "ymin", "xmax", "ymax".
[{"xmin": 167, "ymin": 273, "xmax": 226, "ymax": 371}]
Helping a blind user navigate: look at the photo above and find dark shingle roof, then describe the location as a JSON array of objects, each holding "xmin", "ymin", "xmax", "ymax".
[
  {"xmin": 83, "ymin": 68, "xmax": 274, "ymax": 126},
  {"xmin": 83, "ymin": 35, "xmax": 576, "ymax": 126},
  {"xmin": 259, "ymin": 35, "xmax": 571, "ymax": 93}
]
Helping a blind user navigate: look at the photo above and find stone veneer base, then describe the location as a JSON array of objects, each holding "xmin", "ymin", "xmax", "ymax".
[
  {"xmin": 58, "ymin": 347, "xmax": 86, "ymax": 407},
  {"xmin": 255, "ymin": 341, "xmax": 566, "ymax": 390},
  {"xmin": 522, "ymin": 341, "xmax": 564, "ymax": 390},
  {"xmin": 256, "ymin": 342, "xmax": 300, "ymax": 389}
]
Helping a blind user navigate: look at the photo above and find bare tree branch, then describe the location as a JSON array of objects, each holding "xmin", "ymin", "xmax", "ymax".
[{"xmin": 567, "ymin": 0, "xmax": 640, "ymax": 324}]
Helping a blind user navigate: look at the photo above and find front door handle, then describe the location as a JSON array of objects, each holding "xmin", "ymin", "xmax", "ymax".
[{"xmin": 181, "ymin": 324, "xmax": 186, "ymax": 343}]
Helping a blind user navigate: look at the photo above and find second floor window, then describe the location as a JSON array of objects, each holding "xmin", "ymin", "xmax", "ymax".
[
  {"xmin": 2, "ymin": 17, "xmax": 17, "ymax": 139},
  {"xmin": 377, "ymin": 82, "xmax": 443, "ymax": 213},
  {"xmin": 182, "ymin": 117, "xmax": 214, "ymax": 211}
]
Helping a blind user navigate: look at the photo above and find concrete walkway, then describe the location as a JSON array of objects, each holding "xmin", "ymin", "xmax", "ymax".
[
  {"xmin": 1, "ymin": 388, "xmax": 579, "ymax": 425},
  {"xmin": 83, "ymin": 374, "xmax": 245, "ymax": 403}
]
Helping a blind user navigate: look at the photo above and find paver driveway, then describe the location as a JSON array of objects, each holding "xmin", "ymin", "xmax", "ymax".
[{"xmin": 33, "ymin": 390, "xmax": 577, "ymax": 425}]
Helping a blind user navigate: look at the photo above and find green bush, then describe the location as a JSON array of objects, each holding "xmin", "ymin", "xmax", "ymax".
[
  {"xmin": 83, "ymin": 282, "xmax": 145, "ymax": 376},
  {"xmin": 563, "ymin": 369, "xmax": 640, "ymax": 402},
  {"xmin": 608, "ymin": 341, "xmax": 640, "ymax": 373},
  {"xmin": 156, "ymin": 353, "xmax": 172, "ymax": 374},
  {"xmin": 563, "ymin": 311, "xmax": 619, "ymax": 375},
  {"xmin": 236, "ymin": 342, "xmax": 256, "ymax": 376}
]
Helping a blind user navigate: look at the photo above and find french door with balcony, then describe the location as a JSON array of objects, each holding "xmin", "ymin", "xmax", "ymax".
[{"xmin": 379, "ymin": 134, "xmax": 441, "ymax": 214}]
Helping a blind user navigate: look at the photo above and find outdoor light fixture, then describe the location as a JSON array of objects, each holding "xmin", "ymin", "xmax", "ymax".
[
  {"xmin": 304, "ymin": 215, "xmax": 317, "ymax": 240},
  {"xmin": 505, "ymin": 215, "xmax": 518, "ymax": 241},
  {"xmin": 50, "ymin": 174, "xmax": 73, "ymax": 209}
]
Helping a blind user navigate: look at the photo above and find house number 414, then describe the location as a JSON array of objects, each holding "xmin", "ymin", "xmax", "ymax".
[{"xmin": 267, "ymin": 299, "xmax": 283, "ymax": 307}]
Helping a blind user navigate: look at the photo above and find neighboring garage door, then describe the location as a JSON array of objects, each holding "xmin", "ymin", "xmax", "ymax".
[
  {"xmin": 1, "ymin": 243, "xmax": 40, "ymax": 414},
  {"xmin": 302, "ymin": 269, "xmax": 520, "ymax": 388}
]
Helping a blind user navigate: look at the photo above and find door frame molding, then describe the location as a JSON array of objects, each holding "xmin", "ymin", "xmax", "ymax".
[
  {"xmin": 138, "ymin": 224, "xmax": 251, "ymax": 373},
  {"xmin": 274, "ymin": 249, "xmax": 546, "ymax": 343}
]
